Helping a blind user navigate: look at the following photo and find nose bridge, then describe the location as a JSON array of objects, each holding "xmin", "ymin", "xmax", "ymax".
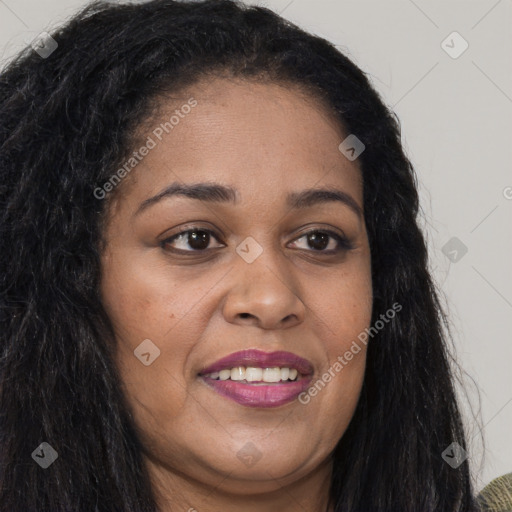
[
  {"xmin": 235, "ymin": 230, "xmax": 287, "ymax": 285},
  {"xmin": 223, "ymin": 232, "xmax": 305, "ymax": 328}
]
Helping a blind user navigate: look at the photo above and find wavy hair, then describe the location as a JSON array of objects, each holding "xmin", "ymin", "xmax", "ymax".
[{"xmin": 0, "ymin": 0, "xmax": 482, "ymax": 510}]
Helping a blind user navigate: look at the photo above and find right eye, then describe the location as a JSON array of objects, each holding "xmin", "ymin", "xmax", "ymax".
[{"xmin": 160, "ymin": 227, "xmax": 225, "ymax": 253}]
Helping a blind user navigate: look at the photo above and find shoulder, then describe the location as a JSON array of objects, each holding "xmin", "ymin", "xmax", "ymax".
[{"xmin": 477, "ymin": 472, "xmax": 512, "ymax": 511}]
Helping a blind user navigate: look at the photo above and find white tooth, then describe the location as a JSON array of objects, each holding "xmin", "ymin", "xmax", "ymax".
[
  {"xmin": 262, "ymin": 367, "xmax": 281, "ymax": 383},
  {"xmin": 231, "ymin": 366, "xmax": 245, "ymax": 381},
  {"xmin": 280, "ymin": 367, "xmax": 290, "ymax": 381},
  {"xmin": 245, "ymin": 367, "xmax": 263, "ymax": 382},
  {"xmin": 210, "ymin": 371, "xmax": 220, "ymax": 380},
  {"xmin": 289, "ymin": 368, "xmax": 298, "ymax": 381},
  {"xmin": 219, "ymin": 369, "xmax": 231, "ymax": 381}
]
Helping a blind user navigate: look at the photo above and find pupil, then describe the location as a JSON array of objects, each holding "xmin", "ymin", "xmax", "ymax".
[
  {"xmin": 189, "ymin": 231, "xmax": 210, "ymax": 250},
  {"xmin": 309, "ymin": 232, "xmax": 328, "ymax": 250}
]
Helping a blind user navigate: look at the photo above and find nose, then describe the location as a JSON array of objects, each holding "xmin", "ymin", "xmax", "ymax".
[{"xmin": 222, "ymin": 248, "xmax": 306, "ymax": 330}]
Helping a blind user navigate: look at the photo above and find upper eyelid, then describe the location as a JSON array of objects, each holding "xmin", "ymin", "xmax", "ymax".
[{"xmin": 165, "ymin": 228, "xmax": 223, "ymax": 244}]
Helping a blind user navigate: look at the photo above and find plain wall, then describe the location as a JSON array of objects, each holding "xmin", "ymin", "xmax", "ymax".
[{"xmin": 1, "ymin": 0, "xmax": 510, "ymax": 493}]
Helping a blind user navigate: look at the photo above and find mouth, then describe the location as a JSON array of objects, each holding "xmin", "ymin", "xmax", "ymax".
[
  {"xmin": 198, "ymin": 349, "xmax": 313, "ymax": 408},
  {"xmin": 202, "ymin": 366, "xmax": 305, "ymax": 383}
]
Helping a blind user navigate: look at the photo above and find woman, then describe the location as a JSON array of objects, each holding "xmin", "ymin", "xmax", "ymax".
[{"xmin": 0, "ymin": 0, "xmax": 482, "ymax": 510}]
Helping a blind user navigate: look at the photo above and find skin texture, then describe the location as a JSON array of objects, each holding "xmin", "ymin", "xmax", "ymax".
[{"xmin": 100, "ymin": 77, "xmax": 373, "ymax": 512}]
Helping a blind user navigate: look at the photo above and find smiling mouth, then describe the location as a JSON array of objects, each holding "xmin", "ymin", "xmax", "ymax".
[
  {"xmin": 200, "ymin": 366, "xmax": 304, "ymax": 384},
  {"xmin": 197, "ymin": 349, "xmax": 314, "ymax": 407}
]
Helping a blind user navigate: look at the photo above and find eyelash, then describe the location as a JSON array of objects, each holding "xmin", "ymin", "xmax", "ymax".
[{"xmin": 160, "ymin": 226, "xmax": 353, "ymax": 255}]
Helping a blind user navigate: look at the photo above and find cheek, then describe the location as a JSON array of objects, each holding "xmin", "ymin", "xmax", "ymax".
[
  {"xmin": 314, "ymin": 260, "xmax": 373, "ymax": 349},
  {"xmin": 99, "ymin": 252, "xmax": 220, "ymax": 427},
  {"xmin": 300, "ymin": 263, "xmax": 371, "ymax": 438},
  {"xmin": 100, "ymin": 251, "xmax": 196, "ymax": 352},
  {"xmin": 98, "ymin": 255, "xmax": 184, "ymax": 418},
  {"xmin": 100, "ymin": 257, "xmax": 170, "ymax": 336},
  {"xmin": 329, "ymin": 267, "xmax": 372, "ymax": 380}
]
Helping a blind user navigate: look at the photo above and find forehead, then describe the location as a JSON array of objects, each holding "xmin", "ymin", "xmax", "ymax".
[{"xmin": 108, "ymin": 77, "xmax": 363, "ymax": 216}]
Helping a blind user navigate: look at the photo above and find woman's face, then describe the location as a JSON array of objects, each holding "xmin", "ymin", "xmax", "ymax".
[{"xmin": 100, "ymin": 77, "xmax": 372, "ymax": 500}]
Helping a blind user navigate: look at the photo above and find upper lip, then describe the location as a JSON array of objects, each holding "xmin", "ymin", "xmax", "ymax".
[{"xmin": 199, "ymin": 349, "xmax": 314, "ymax": 376}]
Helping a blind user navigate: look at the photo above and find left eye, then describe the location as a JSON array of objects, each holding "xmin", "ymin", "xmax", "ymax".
[
  {"xmin": 290, "ymin": 230, "xmax": 351, "ymax": 253},
  {"xmin": 161, "ymin": 228, "xmax": 351, "ymax": 254}
]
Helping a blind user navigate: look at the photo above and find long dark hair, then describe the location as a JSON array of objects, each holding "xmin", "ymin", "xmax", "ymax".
[{"xmin": 0, "ymin": 1, "xmax": 482, "ymax": 510}]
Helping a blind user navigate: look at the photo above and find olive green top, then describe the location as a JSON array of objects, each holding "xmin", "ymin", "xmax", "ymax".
[{"xmin": 477, "ymin": 473, "xmax": 512, "ymax": 512}]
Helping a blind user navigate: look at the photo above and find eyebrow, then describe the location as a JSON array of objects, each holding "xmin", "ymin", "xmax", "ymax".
[{"xmin": 134, "ymin": 182, "xmax": 363, "ymax": 218}]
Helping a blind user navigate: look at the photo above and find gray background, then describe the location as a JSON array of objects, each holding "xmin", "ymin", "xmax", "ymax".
[{"xmin": 1, "ymin": 0, "xmax": 510, "ymax": 492}]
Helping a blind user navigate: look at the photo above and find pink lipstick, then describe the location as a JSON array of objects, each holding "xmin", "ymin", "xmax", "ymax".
[{"xmin": 198, "ymin": 349, "xmax": 313, "ymax": 408}]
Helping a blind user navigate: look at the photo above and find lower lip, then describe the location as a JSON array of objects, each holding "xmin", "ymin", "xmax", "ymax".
[{"xmin": 200, "ymin": 376, "xmax": 312, "ymax": 408}]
